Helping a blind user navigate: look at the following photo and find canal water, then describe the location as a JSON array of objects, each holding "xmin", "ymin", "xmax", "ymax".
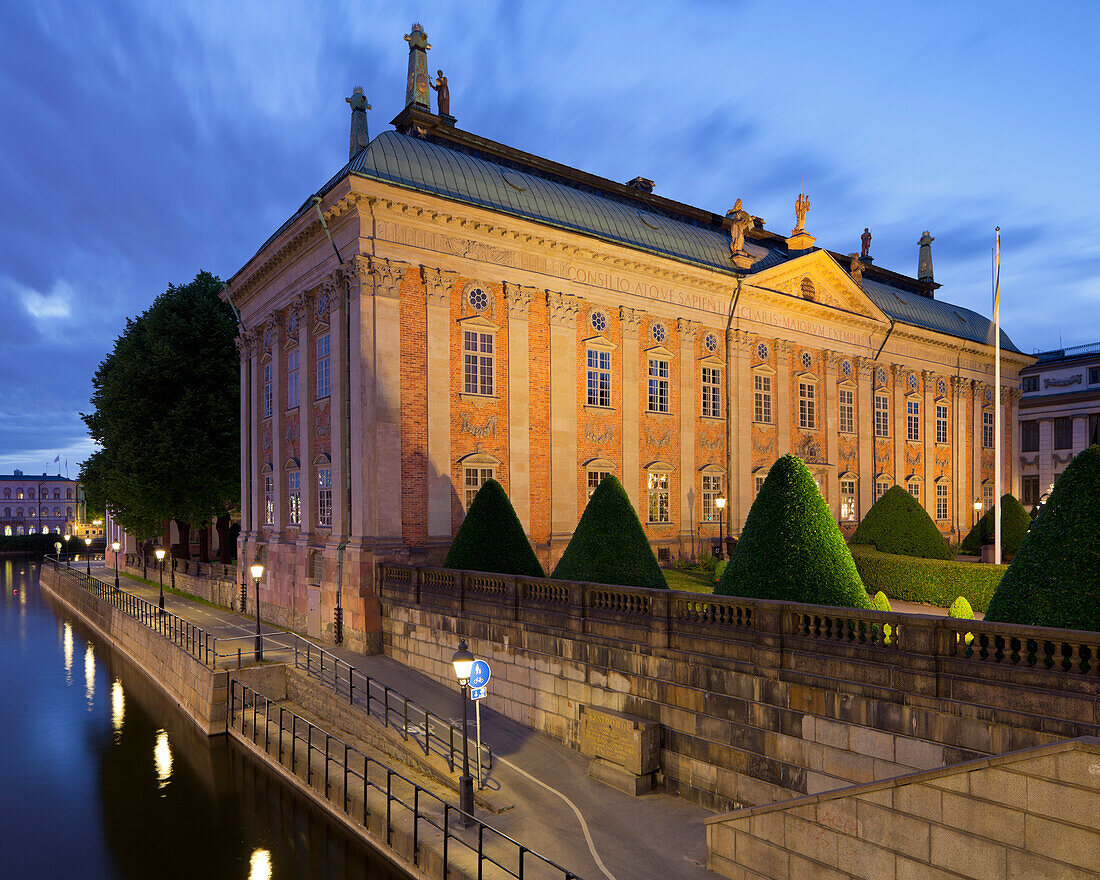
[{"xmin": 0, "ymin": 559, "xmax": 409, "ymax": 879}]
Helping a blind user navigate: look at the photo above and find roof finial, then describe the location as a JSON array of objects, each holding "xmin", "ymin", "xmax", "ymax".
[
  {"xmin": 918, "ymin": 230, "xmax": 935, "ymax": 282},
  {"xmin": 404, "ymin": 22, "xmax": 432, "ymax": 110},
  {"xmin": 346, "ymin": 87, "xmax": 371, "ymax": 160}
]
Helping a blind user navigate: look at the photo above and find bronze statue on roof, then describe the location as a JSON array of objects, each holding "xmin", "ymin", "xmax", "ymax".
[
  {"xmin": 793, "ymin": 192, "xmax": 810, "ymax": 232},
  {"xmin": 726, "ymin": 199, "xmax": 753, "ymax": 257},
  {"xmin": 430, "ymin": 69, "xmax": 450, "ymax": 117},
  {"xmin": 861, "ymin": 227, "xmax": 872, "ymax": 258}
]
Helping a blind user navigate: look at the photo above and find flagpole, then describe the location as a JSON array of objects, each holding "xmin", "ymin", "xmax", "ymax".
[{"xmin": 994, "ymin": 228, "xmax": 1002, "ymax": 566}]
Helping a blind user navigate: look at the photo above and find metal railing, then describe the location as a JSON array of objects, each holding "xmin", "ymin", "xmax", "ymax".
[
  {"xmin": 290, "ymin": 634, "xmax": 492, "ymax": 775},
  {"xmin": 230, "ymin": 680, "xmax": 582, "ymax": 880}
]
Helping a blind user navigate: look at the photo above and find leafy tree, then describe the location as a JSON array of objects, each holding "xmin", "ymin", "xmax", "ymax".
[
  {"xmin": 985, "ymin": 445, "xmax": 1100, "ymax": 631},
  {"xmin": 716, "ymin": 454, "xmax": 870, "ymax": 608},
  {"xmin": 959, "ymin": 493, "xmax": 1031, "ymax": 556},
  {"xmin": 552, "ymin": 475, "xmax": 667, "ymax": 589},
  {"xmin": 444, "ymin": 479, "xmax": 544, "ymax": 577},
  {"xmin": 849, "ymin": 485, "xmax": 953, "ymax": 559},
  {"xmin": 81, "ymin": 271, "xmax": 239, "ymax": 561}
]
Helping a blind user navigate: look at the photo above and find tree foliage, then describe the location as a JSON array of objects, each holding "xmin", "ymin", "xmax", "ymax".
[
  {"xmin": 81, "ymin": 271, "xmax": 239, "ymax": 553},
  {"xmin": 958, "ymin": 493, "xmax": 1031, "ymax": 556},
  {"xmin": 443, "ymin": 479, "xmax": 544, "ymax": 577},
  {"xmin": 715, "ymin": 454, "xmax": 870, "ymax": 608},
  {"xmin": 985, "ymin": 445, "xmax": 1100, "ymax": 631},
  {"xmin": 849, "ymin": 485, "xmax": 953, "ymax": 559},
  {"xmin": 552, "ymin": 475, "xmax": 667, "ymax": 589}
]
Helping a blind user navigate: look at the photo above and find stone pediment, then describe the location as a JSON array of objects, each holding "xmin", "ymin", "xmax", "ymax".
[{"xmin": 747, "ymin": 250, "xmax": 890, "ymax": 323}]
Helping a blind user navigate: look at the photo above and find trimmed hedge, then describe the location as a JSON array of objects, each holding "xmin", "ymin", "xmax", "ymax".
[
  {"xmin": 552, "ymin": 474, "xmax": 667, "ymax": 589},
  {"xmin": 444, "ymin": 479, "xmax": 544, "ymax": 578},
  {"xmin": 850, "ymin": 545, "xmax": 1004, "ymax": 612},
  {"xmin": 849, "ymin": 485, "xmax": 953, "ymax": 559},
  {"xmin": 985, "ymin": 444, "xmax": 1100, "ymax": 631},
  {"xmin": 949, "ymin": 596, "xmax": 974, "ymax": 620},
  {"xmin": 959, "ymin": 493, "xmax": 1031, "ymax": 556},
  {"xmin": 716, "ymin": 454, "xmax": 870, "ymax": 608}
]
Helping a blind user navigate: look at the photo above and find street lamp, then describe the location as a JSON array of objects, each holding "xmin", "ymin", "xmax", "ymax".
[
  {"xmin": 154, "ymin": 548, "xmax": 166, "ymax": 611},
  {"xmin": 63, "ymin": 533, "xmax": 70, "ymax": 566},
  {"xmin": 451, "ymin": 639, "xmax": 476, "ymax": 826},
  {"xmin": 715, "ymin": 496, "xmax": 727, "ymax": 560},
  {"xmin": 973, "ymin": 498, "xmax": 983, "ymax": 527},
  {"xmin": 111, "ymin": 541, "xmax": 121, "ymax": 591},
  {"xmin": 54, "ymin": 541, "xmax": 61, "ymax": 563},
  {"xmin": 250, "ymin": 563, "xmax": 264, "ymax": 662},
  {"xmin": 84, "ymin": 537, "xmax": 92, "ymax": 576}
]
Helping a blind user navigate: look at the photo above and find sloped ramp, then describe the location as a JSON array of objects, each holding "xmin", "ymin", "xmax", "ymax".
[{"xmin": 706, "ymin": 736, "xmax": 1100, "ymax": 879}]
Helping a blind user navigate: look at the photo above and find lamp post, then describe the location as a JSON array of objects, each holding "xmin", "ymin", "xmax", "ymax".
[
  {"xmin": 84, "ymin": 537, "xmax": 92, "ymax": 576},
  {"xmin": 973, "ymin": 499, "xmax": 982, "ymax": 527},
  {"xmin": 715, "ymin": 496, "xmax": 726, "ymax": 560},
  {"xmin": 451, "ymin": 639, "xmax": 476, "ymax": 826},
  {"xmin": 111, "ymin": 541, "xmax": 120, "ymax": 591},
  {"xmin": 54, "ymin": 541, "xmax": 61, "ymax": 563},
  {"xmin": 154, "ymin": 548, "xmax": 166, "ymax": 611},
  {"xmin": 63, "ymin": 533, "xmax": 70, "ymax": 566},
  {"xmin": 250, "ymin": 563, "xmax": 264, "ymax": 662}
]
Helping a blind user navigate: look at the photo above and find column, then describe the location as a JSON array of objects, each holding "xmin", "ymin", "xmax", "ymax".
[
  {"xmin": 731, "ymin": 331, "xmax": 752, "ymax": 530},
  {"xmin": 505, "ymin": 283, "xmax": 532, "ymax": 533},
  {"xmin": 1009, "ymin": 389, "xmax": 1022, "ymax": 498},
  {"xmin": 250, "ymin": 331, "xmax": 263, "ymax": 534},
  {"xmin": 971, "ymin": 381, "xmax": 983, "ymax": 510},
  {"xmin": 368, "ymin": 258, "xmax": 406, "ymax": 543},
  {"xmin": 776, "ymin": 341, "xmax": 791, "ymax": 456},
  {"xmin": 620, "ymin": 306, "xmax": 643, "ymax": 515},
  {"xmin": 893, "ymin": 365, "xmax": 906, "ymax": 489},
  {"xmin": 922, "ymin": 371, "xmax": 934, "ymax": 516},
  {"xmin": 327, "ymin": 280, "xmax": 349, "ymax": 540},
  {"xmin": 269, "ymin": 314, "xmax": 284, "ymax": 532},
  {"xmin": 425, "ymin": 267, "xmax": 458, "ymax": 540},
  {"xmin": 857, "ymin": 359, "xmax": 874, "ymax": 521},
  {"xmin": 823, "ymin": 351, "xmax": 839, "ymax": 519},
  {"xmin": 295, "ymin": 295, "xmax": 313, "ymax": 536},
  {"xmin": 678, "ymin": 319, "xmax": 697, "ymax": 547},
  {"xmin": 237, "ymin": 332, "xmax": 253, "ymax": 538},
  {"xmin": 1039, "ymin": 416, "xmax": 1054, "ymax": 496},
  {"xmin": 953, "ymin": 378, "xmax": 967, "ymax": 538},
  {"xmin": 548, "ymin": 292, "xmax": 579, "ymax": 547}
]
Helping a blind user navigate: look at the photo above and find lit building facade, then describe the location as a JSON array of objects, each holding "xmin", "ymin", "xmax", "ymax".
[
  {"xmin": 1017, "ymin": 342, "xmax": 1100, "ymax": 508},
  {"xmin": 0, "ymin": 470, "xmax": 82, "ymax": 537},
  {"xmin": 226, "ymin": 25, "xmax": 1031, "ymax": 650}
]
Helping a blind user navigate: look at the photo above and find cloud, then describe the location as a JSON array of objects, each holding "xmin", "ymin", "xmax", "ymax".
[{"xmin": 19, "ymin": 279, "xmax": 73, "ymax": 321}]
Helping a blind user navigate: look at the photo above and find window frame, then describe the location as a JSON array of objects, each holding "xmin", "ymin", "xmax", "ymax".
[
  {"xmin": 907, "ymin": 481, "xmax": 921, "ymax": 503},
  {"xmin": 263, "ymin": 474, "xmax": 274, "ymax": 525},
  {"xmin": 263, "ymin": 363, "xmax": 273, "ymax": 418},
  {"xmin": 317, "ymin": 467, "xmax": 333, "ymax": 527},
  {"xmin": 701, "ymin": 473, "xmax": 723, "ymax": 522},
  {"xmin": 838, "ymin": 387, "xmax": 854, "ymax": 434},
  {"xmin": 874, "ymin": 394, "xmax": 890, "ymax": 437},
  {"xmin": 701, "ymin": 366, "xmax": 722, "ymax": 419},
  {"xmin": 1021, "ymin": 474, "xmax": 1040, "ymax": 506},
  {"xmin": 982, "ymin": 410, "xmax": 995, "ymax": 449},
  {"xmin": 1053, "ymin": 416, "xmax": 1074, "ymax": 450},
  {"xmin": 464, "ymin": 466, "xmax": 495, "ymax": 509},
  {"xmin": 288, "ymin": 470, "xmax": 301, "ymax": 525},
  {"xmin": 464, "ymin": 330, "xmax": 495, "ymax": 397},
  {"xmin": 936, "ymin": 404, "xmax": 949, "ymax": 444},
  {"xmin": 647, "ymin": 471, "xmax": 670, "ymax": 523},
  {"xmin": 906, "ymin": 399, "xmax": 920, "ymax": 441},
  {"xmin": 935, "ymin": 483, "xmax": 949, "ymax": 521},
  {"xmin": 1021, "ymin": 420, "xmax": 1039, "ymax": 453},
  {"xmin": 753, "ymin": 373, "xmax": 772, "ymax": 424},
  {"xmin": 647, "ymin": 357, "xmax": 670, "ymax": 414},
  {"xmin": 798, "ymin": 381, "xmax": 816, "ymax": 430},
  {"xmin": 840, "ymin": 479, "xmax": 857, "ymax": 522},
  {"xmin": 586, "ymin": 469, "xmax": 610, "ymax": 498},
  {"xmin": 316, "ymin": 333, "xmax": 331, "ymax": 399},
  {"xmin": 586, "ymin": 348, "xmax": 612, "ymax": 408},
  {"xmin": 287, "ymin": 348, "xmax": 300, "ymax": 409}
]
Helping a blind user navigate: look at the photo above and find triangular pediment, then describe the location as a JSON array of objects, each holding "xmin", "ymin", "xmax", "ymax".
[{"xmin": 746, "ymin": 250, "xmax": 890, "ymax": 323}]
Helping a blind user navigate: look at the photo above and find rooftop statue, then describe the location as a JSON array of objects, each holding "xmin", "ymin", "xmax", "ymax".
[
  {"xmin": 849, "ymin": 253, "xmax": 864, "ymax": 284},
  {"xmin": 346, "ymin": 87, "xmax": 371, "ymax": 160},
  {"xmin": 430, "ymin": 69, "xmax": 450, "ymax": 117},
  {"xmin": 793, "ymin": 192, "xmax": 810, "ymax": 232},
  {"xmin": 404, "ymin": 23, "xmax": 432, "ymax": 110},
  {"xmin": 861, "ymin": 227, "xmax": 872, "ymax": 258},
  {"xmin": 726, "ymin": 199, "xmax": 753, "ymax": 257},
  {"xmin": 918, "ymin": 230, "xmax": 935, "ymax": 282}
]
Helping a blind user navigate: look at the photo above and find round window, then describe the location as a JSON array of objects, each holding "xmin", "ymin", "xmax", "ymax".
[
  {"xmin": 651, "ymin": 323, "xmax": 667, "ymax": 344},
  {"xmin": 937, "ymin": 378, "xmax": 947, "ymax": 396},
  {"xmin": 801, "ymin": 351, "xmax": 813, "ymax": 370},
  {"xmin": 590, "ymin": 311, "xmax": 607, "ymax": 333},
  {"xmin": 315, "ymin": 292, "xmax": 328, "ymax": 320},
  {"xmin": 756, "ymin": 342, "xmax": 769, "ymax": 360},
  {"xmin": 877, "ymin": 367, "xmax": 887, "ymax": 385},
  {"xmin": 704, "ymin": 333, "xmax": 719, "ymax": 353},
  {"xmin": 467, "ymin": 286, "xmax": 489, "ymax": 312},
  {"xmin": 841, "ymin": 360, "xmax": 852, "ymax": 377},
  {"xmin": 908, "ymin": 373, "xmax": 918, "ymax": 391}
]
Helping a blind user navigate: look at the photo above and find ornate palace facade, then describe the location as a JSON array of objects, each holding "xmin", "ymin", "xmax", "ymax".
[{"xmin": 226, "ymin": 25, "xmax": 1031, "ymax": 650}]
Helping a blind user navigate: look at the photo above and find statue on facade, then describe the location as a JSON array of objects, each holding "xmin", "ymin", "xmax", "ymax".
[
  {"xmin": 849, "ymin": 253, "xmax": 864, "ymax": 284},
  {"xmin": 726, "ymin": 199, "xmax": 753, "ymax": 256},
  {"xmin": 861, "ymin": 227, "xmax": 872, "ymax": 258},
  {"xmin": 346, "ymin": 87, "xmax": 371, "ymax": 160},
  {"xmin": 430, "ymin": 69, "xmax": 450, "ymax": 117},
  {"xmin": 793, "ymin": 191, "xmax": 810, "ymax": 232},
  {"xmin": 918, "ymin": 230, "xmax": 935, "ymax": 282}
]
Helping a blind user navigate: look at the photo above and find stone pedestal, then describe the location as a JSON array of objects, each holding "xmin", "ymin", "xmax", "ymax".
[{"xmin": 579, "ymin": 704, "xmax": 660, "ymax": 796}]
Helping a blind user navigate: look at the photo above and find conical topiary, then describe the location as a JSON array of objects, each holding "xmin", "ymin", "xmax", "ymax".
[
  {"xmin": 985, "ymin": 445, "xmax": 1100, "ymax": 631},
  {"xmin": 443, "ymin": 479, "xmax": 544, "ymax": 578},
  {"xmin": 849, "ymin": 485, "xmax": 953, "ymax": 559},
  {"xmin": 715, "ymin": 454, "xmax": 871, "ymax": 608},
  {"xmin": 959, "ymin": 493, "xmax": 1032, "ymax": 556},
  {"xmin": 551, "ymin": 474, "xmax": 667, "ymax": 589}
]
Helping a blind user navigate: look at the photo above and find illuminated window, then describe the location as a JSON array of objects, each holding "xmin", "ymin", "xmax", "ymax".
[
  {"xmin": 839, "ymin": 388, "xmax": 854, "ymax": 433},
  {"xmin": 317, "ymin": 468, "xmax": 332, "ymax": 526},
  {"xmin": 647, "ymin": 472, "xmax": 670, "ymax": 523},
  {"xmin": 701, "ymin": 367, "xmax": 721, "ymax": 418},
  {"xmin": 586, "ymin": 349, "xmax": 611, "ymax": 407},
  {"xmin": 701, "ymin": 474, "xmax": 723, "ymax": 522},
  {"xmin": 840, "ymin": 479, "xmax": 857, "ymax": 521},
  {"xmin": 263, "ymin": 475, "xmax": 274, "ymax": 525},
  {"xmin": 463, "ymin": 331, "xmax": 494, "ymax": 396},
  {"xmin": 753, "ymin": 374, "xmax": 772, "ymax": 423},
  {"xmin": 288, "ymin": 471, "xmax": 301, "ymax": 525}
]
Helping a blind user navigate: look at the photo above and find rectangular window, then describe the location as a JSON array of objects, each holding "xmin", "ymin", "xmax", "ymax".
[
  {"xmin": 936, "ymin": 404, "xmax": 949, "ymax": 444},
  {"xmin": 874, "ymin": 480, "xmax": 890, "ymax": 503},
  {"xmin": 753, "ymin": 374, "xmax": 772, "ymax": 423},
  {"xmin": 316, "ymin": 334, "xmax": 331, "ymax": 399},
  {"xmin": 838, "ymin": 388, "xmax": 854, "ymax": 434},
  {"xmin": 907, "ymin": 482, "xmax": 921, "ymax": 502},
  {"xmin": 1088, "ymin": 366, "xmax": 1100, "ymax": 385},
  {"xmin": 982, "ymin": 411, "xmax": 994, "ymax": 449},
  {"xmin": 1021, "ymin": 474, "xmax": 1040, "ymax": 506},
  {"xmin": 1090, "ymin": 414, "xmax": 1100, "ymax": 446},
  {"xmin": 1053, "ymin": 417, "xmax": 1074, "ymax": 450},
  {"xmin": 1022, "ymin": 375, "xmax": 1039, "ymax": 393},
  {"xmin": 464, "ymin": 331, "xmax": 494, "ymax": 396},
  {"xmin": 586, "ymin": 349, "xmax": 611, "ymax": 407},
  {"xmin": 264, "ymin": 475, "xmax": 274, "ymax": 524},
  {"xmin": 317, "ymin": 468, "xmax": 332, "ymax": 527},
  {"xmin": 982, "ymin": 483, "xmax": 994, "ymax": 513},
  {"xmin": 701, "ymin": 367, "xmax": 722, "ymax": 418},
  {"xmin": 840, "ymin": 479, "xmax": 857, "ymax": 522},
  {"xmin": 799, "ymin": 383, "xmax": 816, "ymax": 429},
  {"xmin": 647, "ymin": 359, "xmax": 669, "ymax": 413},
  {"xmin": 287, "ymin": 349, "xmax": 300, "ymax": 409},
  {"xmin": 1021, "ymin": 420, "xmax": 1039, "ymax": 453},
  {"xmin": 464, "ymin": 467, "xmax": 494, "ymax": 509},
  {"xmin": 907, "ymin": 400, "xmax": 920, "ymax": 441},
  {"xmin": 701, "ymin": 474, "xmax": 723, "ymax": 522},
  {"xmin": 288, "ymin": 471, "xmax": 301, "ymax": 525},
  {"xmin": 936, "ymin": 483, "xmax": 949, "ymax": 521},
  {"xmin": 754, "ymin": 475, "xmax": 766, "ymax": 498},
  {"xmin": 263, "ymin": 363, "xmax": 273, "ymax": 418},
  {"xmin": 587, "ymin": 470, "xmax": 610, "ymax": 498},
  {"xmin": 647, "ymin": 472, "xmax": 670, "ymax": 522},
  {"xmin": 874, "ymin": 395, "xmax": 890, "ymax": 437}
]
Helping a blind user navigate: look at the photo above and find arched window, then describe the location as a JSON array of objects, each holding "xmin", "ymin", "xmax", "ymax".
[
  {"xmin": 3, "ymin": 508, "xmax": 9, "ymax": 517},
  {"xmin": 67, "ymin": 507, "xmax": 73, "ymax": 516},
  {"xmin": 66, "ymin": 489, "xmax": 72, "ymax": 499},
  {"xmin": 16, "ymin": 507, "xmax": 23, "ymax": 517},
  {"xmin": 27, "ymin": 488, "xmax": 35, "ymax": 499},
  {"xmin": 2, "ymin": 488, "xmax": 9, "ymax": 499},
  {"xmin": 53, "ymin": 489, "xmax": 60, "ymax": 499},
  {"xmin": 54, "ymin": 507, "xmax": 60, "ymax": 517},
  {"xmin": 3, "ymin": 526, "xmax": 9, "ymax": 536}
]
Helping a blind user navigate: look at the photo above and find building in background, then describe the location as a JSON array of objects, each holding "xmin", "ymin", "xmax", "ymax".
[
  {"xmin": 1017, "ymin": 342, "xmax": 1100, "ymax": 508},
  {"xmin": 0, "ymin": 469, "xmax": 83, "ymax": 537},
  {"xmin": 225, "ymin": 24, "xmax": 1032, "ymax": 651}
]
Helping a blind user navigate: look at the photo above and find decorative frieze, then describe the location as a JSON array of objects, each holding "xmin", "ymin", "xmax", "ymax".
[
  {"xmin": 460, "ymin": 413, "xmax": 497, "ymax": 438},
  {"xmin": 585, "ymin": 424, "xmax": 614, "ymax": 445}
]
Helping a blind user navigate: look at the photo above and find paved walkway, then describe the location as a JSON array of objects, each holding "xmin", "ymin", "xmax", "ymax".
[{"xmin": 72, "ymin": 562, "xmax": 715, "ymax": 880}]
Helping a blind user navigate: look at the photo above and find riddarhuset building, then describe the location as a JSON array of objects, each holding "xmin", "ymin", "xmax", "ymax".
[{"xmin": 226, "ymin": 25, "xmax": 1031, "ymax": 649}]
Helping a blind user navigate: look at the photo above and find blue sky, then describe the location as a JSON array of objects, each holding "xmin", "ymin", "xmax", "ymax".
[{"xmin": 2, "ymin": 0, "xmax": 1098, "ymax": 472}]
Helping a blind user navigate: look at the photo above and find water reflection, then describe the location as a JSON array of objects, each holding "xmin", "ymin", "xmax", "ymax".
[
  {"xmin": 63, "ymin": 620, "xmax": 73, "ymax": 683},
  {"xmin": 249, "ymin": 849, "xmax": 273, "ymax": 880},
  {"xmin": 111, "ymin": 679, "xmax": 125, "ymax": 736},
  {"xmin": 154, "ymin": 729, "xmax": 173, "ymax": 790},
  {"xmin": 84, "ymin": 643, "xmax": 95, "ymax": 705}
]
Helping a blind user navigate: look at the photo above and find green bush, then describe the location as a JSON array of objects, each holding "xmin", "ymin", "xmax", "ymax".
[
  {"xmin": 871, "ymin": 590, "xmax": 892, "ymax": 612},
  {"xmin": 850, "ymin": 485, "xmax": 953, "ymax": 559},
  {"xmin": 985, "ymin": 445, "xmax": 1100, "ymax": 631},
  {"xmin": 948, "ymin": 596, "xmax": 974, "ymax": 619},
  {"xmin": 850, "ymin": 545, "xmax": 1004, "ymax": 612},
  {"xmin": 444, "ymin": 479, "xmax": 544, "ymax": 578},
  {"xmin": 715, "ymin": 454, "xmax": 870, "ymax": 608},
  {"xmin": 958, "ymin": 494, "xmax": 1032, "ymax": 556},
  {"xmin": 552, "ymin": 475, "xmax": 667, "ymax": 589},
  {"xmin": 713, "ymin": 560, "xmax": 726, "ymax": 585}
]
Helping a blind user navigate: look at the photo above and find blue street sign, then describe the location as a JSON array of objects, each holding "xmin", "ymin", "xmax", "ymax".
[
  {"xmin": 471, "ymin": 686, "xmax": 488, "ymax": 700},
  {"xmin": 470, "ymin": 659, "xmax": 491, "ymax": 689}
]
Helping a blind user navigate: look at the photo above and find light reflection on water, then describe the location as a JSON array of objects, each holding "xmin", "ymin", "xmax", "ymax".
[
  {"xmin": 111, "ymin": 679, "xmax": 125, "ymax": 736},
  {"xmin": 154, "ymin": 729, "xmax": 173, "ymax": 790},
  {"xmin": 85, "ymin": 643, "xmax": 95, "ymax": 705}
]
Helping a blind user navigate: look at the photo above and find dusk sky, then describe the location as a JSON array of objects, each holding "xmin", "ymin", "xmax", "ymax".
[{"xmin": 2, "ymin": 1, "xmax": 1098, "ymax": 474}]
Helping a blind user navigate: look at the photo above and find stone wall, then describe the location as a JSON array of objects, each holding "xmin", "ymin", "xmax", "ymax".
[
  {"xmin": 705, "ymin": 737, "xmax": 1100, "ymax": 880},
  {"xmin": 120, "ymin": 552, "xmax": 240, "ymax": 609},
  {"xmin": 41, "ymin": 564, "xmax": 228, "ymax": 736},
  {"xmin": 380, "ymin": 564, "xmax": 1100, "ymax": 813}
]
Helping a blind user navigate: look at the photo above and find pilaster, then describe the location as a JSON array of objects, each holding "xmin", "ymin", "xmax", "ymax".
[
  {"xmin": 505, "ymin": 282, "xmax": 533, "ymax": 533},
  {"xmin": 269, "ymin": 313, "xmax": 284, "ymax": 533},
  {"xmin": 424, "ymin": 266, "xmax": 458, "ymax": 540},
  {"xmin": 952, "ymin": 377, "xmax": 967, "ymax": 536},
  {"xmin": 327, "ymin": 279, "xmax": 348, "ymax": 539},
  {"xmin": 923, "ymin": 370, "xmax": 934, "ymax": 518},
  {"xmin": 823, "ymin": 351, "xmax": 839, "ymax": 519},
  {"xmin": 620, "ymin": 306, "xmax": 643, "ymax": 516},
  {"xmin": 678, "ymin": 319, "xmax": 698, "ymax": 545},
  {"xmin": 548, "ymin": 291, "xmax": 579, "ymax": 544},
  {"xmin": 893, "ymin": 364, "xmax": 906, "ymax": 489},
  {"xmin": 856, "ymin": 358, "xmax": 874, "ymax": 519},
  {"xmin": 1009, "ymin": 388, "xmax": 1022, "ymax": 498},
  {"xmin": 249, "ymin": 330, "xmax": 263, "ymax": 534},
  {"xmin": 236, "ymin": 332, "xmax": 254, "ymax": 537},
  {"xmin": 293, "ymin": 294, "xmax": 314, "ymax": 536},
  {"xmin": 972, "ymin": 381, "xmax": 983, "ymax": 512},
  {"xmin": 776, "ymin": 341, "xmax": 791, "ymax": 457},
  {"xmin": 733, "ymin": 332, "xmax": 753, "ymax": 530}
]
